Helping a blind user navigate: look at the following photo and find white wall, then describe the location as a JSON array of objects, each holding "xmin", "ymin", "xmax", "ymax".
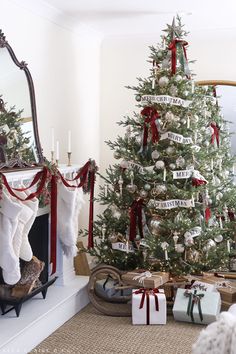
[
  {"xmin": 100, "ymin": 28, "xmax": 236, "ymax": 174},
  {"xmin": 0, "ymin": 0, "xmax": 102, "ymax": 166}
]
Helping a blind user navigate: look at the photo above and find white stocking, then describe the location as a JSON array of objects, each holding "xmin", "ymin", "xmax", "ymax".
[{"xmin": 0, "ymin": 192, "xmax": 22, "ymax": 284}]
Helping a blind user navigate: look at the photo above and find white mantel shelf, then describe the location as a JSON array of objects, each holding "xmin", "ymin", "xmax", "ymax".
[{"xmin": 2, "ymin": 164, "xmax": 81, "ymax": 183}]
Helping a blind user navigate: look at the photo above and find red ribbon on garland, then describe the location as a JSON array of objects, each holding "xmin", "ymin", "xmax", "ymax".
[
  {"xmin": 141, "ymin": 107, "xmax": 160, "ymax": 150},
  {"xmin": 205, "ymin": 207, "xmax": 211, "ymax": 223},
  {"xmin": 210, "ymin": 122, "xmax": 220, "ymax": 147},
  {"xmin": 134, "ymin": 288, "xmax": 160, "ymax": 325},
  {"xmin": 168, "ymin": 39, "xmax": 189, "ymax": 76},
  {"xmin": 129, "ymin": 199, "xmax": 144, "ymax": 241}
]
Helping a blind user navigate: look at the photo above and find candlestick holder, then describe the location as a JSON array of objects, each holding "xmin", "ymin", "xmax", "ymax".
[
  {"xmin": 55, "ymin": 159, "xmax": 59, "ymax": 167},
  {"xmin": 51, "ymin": 151, "xmax": 54, "ymax": 163},
  {"xmin": 67, "ymin": 152, "xmax": 72, "ymax": 166}
]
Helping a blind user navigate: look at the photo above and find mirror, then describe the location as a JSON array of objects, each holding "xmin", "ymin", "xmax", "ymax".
[
  {"xmin": 196, "ymin": 80, "xmax": 236, "ymax": 155},
  {"xmin": 0, "ymin": 30, "xmax": 43, "ymax": 169}
]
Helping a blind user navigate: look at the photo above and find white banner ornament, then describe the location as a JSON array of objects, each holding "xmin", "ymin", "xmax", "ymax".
[
  {"xmin": 112, "ymin": 242, "xmax": 134, "ymax": 253},
  {"xmin": 172, "ymin": 170, "xmax": 193, "ymax": 179},
  {"xmin": 148, "ymin": 198, "xmax": 195, "ymax": 209},
  {"xmin": 160, "ymin": 131, "xmax": 192, "ymax": 144},
  {"xmin": 141, "ymin": 95, "xmax": 192, "ymax": 108}
]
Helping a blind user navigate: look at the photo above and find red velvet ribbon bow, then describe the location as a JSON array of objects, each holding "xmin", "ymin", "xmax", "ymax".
[
  {"xmin": 134, "ymin": 288, "xmax": 160, "ymax": 325},
  {"xmin": 168, "ymin": 39, "xmax": 189, "ymax": 76},
  {"xmin": 129, "ymin": 199, "xmax": 144, "ymax": 241},
  {"xmin": 205, "ymin": 207, "xmax": 211, "ymax": 223},
  {"xmin": 210, "ymin": 122, "xmax": 220, "ymax": 147},
  {"xmin": 192, "ymin": 178, "xmax": 207, "ymax": 187},
  {"xmin": 141, "ymin": 107, "xmax": 160, "ymax": 149}
]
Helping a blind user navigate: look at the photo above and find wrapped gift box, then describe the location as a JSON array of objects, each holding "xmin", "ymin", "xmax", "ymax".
[
  {"xmin": 173, "ymin": 288, "xmax": 221, "ymax": 325},
  {"xmin": 95, "ymin": 277, "xmax": 132, "ymax": 299},
  {"xmin": 201, "ymin": 276, "xmax": 236, "ymax": 303},
  {"xmin": 191, "ymin": 280, "xmax": 216, "ymax": 292},
  {"xmin": 122, "ymin": 271, "xmax": 169, "ymax": 288},
  {"xmin": 132, "ymin": 288, "xmax": 166, "ymax": 325}
]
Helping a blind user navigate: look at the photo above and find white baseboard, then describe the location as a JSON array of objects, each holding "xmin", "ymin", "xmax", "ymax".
[{"xmin": 0, "ymin": 276, "xmax": 90, "ymax": 354}]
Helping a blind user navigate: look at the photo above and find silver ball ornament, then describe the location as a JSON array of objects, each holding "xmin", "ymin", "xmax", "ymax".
[
  {"xmin": 214, "ymin": 235, "xmax": 223, "ymax": 243},
  {"xmin": 157, "ymin": 51, "xmax": 163, "ymax": 58},
  {"xmin": 175, "ymin": 74, "xmax": 182, "ymax": 82},
  {"xmin": 120, "ymin": 160, "xmax": 129, "ymax": 169},
  {"xmin": 206, "ymin": 239, "xmax": 216, "ymax": 250},
  {"xmin": 144, "ymin": 183, "xmax": 151, "ymax": 191},
  {"xmin": 126, "ymin": 184, "xmax": 137, "ymax": 193}
]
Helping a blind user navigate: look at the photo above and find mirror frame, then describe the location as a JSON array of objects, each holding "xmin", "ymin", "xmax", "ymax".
[
  {"xmin": 0, "ymin": 29, "xmax": 44, "ymax": 166},
  {"xmin": 196, "ymin": 80, "xmax": 236, "ymax": 87}
]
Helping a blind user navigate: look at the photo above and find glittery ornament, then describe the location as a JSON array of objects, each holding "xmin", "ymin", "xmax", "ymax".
[
  {"xmin": 214, "ymin": 235, "xmax": 223, "ymax": 243},
  {"xmin": 162, "ymin": 59, "xmax": 169, "ymax": 69},
  {"xmin": 135, "ymin": 135, "xmax": 142, "ymax": 144},
  {"xmin": 151, "ymin": 150, "xmax": 160, "ymax": 160},
  {"xmin": 140, "ymin": 189, "xmax": 148, "ymax": 198},
  {"xmin": 149, "ymin": 216, "xmax": 162, "ymax": 236},
  {"xmin": 158, "ymin": 76, "xmax": 169, "ymax": 87},
  {"xmin": 169, "ymin": 85, "xmax": 178, "ymax": 96},
  {"xmin": 144, "ymin": 183, "xmax": 151, "ymax": 191},
  {"xmin": 166, "ymin": 146, "xmax": 175, "ymax": 155},
  {"xmin": 153, "ymin": 184, "xmax": 167, "ymax": 195},
  {"xmin": 155, "ymin": 160, "xmax": 165, "ymax": 169},
  {"xmin": 135, "ymin": 94, "xmax": 142, "ymax": 102},
  {"xmin": 120, "ymin": 160, "xmax": 129, "ymax": 169}
]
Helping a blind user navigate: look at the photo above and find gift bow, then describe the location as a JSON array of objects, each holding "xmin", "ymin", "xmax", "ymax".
[
  {"xmin": 134, "ymin": 288, "xmax": 161, "ymax": 325},
  {"xmin": 140, "ymin": 107, "xmax": 160, "ymax": 152},
  {"xmin": 184, "ymin": 289, "xmax": 204, "ymax": 322}
]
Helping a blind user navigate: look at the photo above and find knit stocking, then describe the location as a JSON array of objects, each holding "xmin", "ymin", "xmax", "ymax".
[
  {"xmin": 0, "ymin": 192, "xmax": 22, "ymax": 284},
  {"xmin": 19, "ymin": 191, "xmax": 39, "ymax": 261}
]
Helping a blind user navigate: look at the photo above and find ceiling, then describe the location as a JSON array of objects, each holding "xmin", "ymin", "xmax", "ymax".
[{"xmin": 41, "ymin": 0, "xmax": 236, "ymax": 36}]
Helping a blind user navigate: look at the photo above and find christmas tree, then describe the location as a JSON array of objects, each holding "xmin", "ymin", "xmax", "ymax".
[
  {"xmin": 0, "ymin": 97, "xmax": 35, "ymax": 167},
  {"xmin": 85, "ymin": 17, "xmax": 236, "ymax": 275}
]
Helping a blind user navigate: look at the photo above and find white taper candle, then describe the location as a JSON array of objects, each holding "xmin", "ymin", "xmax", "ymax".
[
  {"xmin": 56, "ymin": 141, "xmax": 59, "ymax": 160},
  {"xmin": 68, "ymin": 130, "xmax": 71, "ymax": 153}
]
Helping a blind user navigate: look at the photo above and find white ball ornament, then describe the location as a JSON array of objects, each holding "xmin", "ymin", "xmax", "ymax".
[
  {"xmin": 151, "ymin": 150, "xmax": 160, "ymax": 160},
  {"xmin": 158, "ymin": 76, "xmax": 169, "ymax": 87},
  {"xmin": 140, "ymin": 190, "xmax": 148, "ymax": 198},
  {"xmin": 144, "ymin": 183, "xmax": 151, "ymax": 191},
  {"xmin": 175, "ymin": 244, "xmax": 185, "ymax": 253},
  {"xmin": 157, "ymin": 51, "xmax": 163, "ymax": 58},
  {"xmin": 169, "ymin": 163, "xmax": 176, "ymax": 170},
  {"xmin": 155, "ymin": 160, "xmax": 165, "ymax": 169},
  {"xmin": 216, "ymin": 192, "xmax": 223, "ymax": 201},
  {"xmin": 184, "ymin": 236, "xmax": 194, "ymax": 246},
  {"xmin": 206, "ymin": 239, "xmax": 216, "ymax": 250},
  {"xmin": 166, "ymin": 146, "xmax": 175, "ymax": 155},
  {"xmin": 184, "ymin": 231, "xmax": 192, "ymax": 239}
]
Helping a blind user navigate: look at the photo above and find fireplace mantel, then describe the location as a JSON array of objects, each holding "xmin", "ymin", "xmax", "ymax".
[{"xmin": 0, "ymin": 164, "xmax": 90, "ymax": 353}]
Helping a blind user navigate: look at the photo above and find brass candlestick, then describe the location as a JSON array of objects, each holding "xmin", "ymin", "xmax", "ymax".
[
  {"xmin": 51, "ymin": 151, "xmax": 54, "ymax": 163},
  {"xmin": 67, "ymin": 152, "xmax": 72, "ymax": 166}
]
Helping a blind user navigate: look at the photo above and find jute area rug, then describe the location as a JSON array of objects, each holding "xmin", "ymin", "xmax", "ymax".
[{"xmin": 30, "ymin": 304, "xmax": 203, "ymax": 354}]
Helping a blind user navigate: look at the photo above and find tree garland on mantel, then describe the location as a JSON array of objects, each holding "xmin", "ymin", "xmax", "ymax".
[{"xmin": 0, "ymin": 159, "xmax": 97, "ymax": 275}]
